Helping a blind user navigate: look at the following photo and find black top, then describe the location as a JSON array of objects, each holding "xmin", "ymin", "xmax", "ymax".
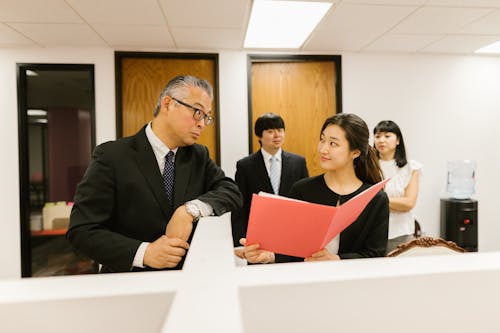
[{"xmin": 275, "ymin": 175, "xmax": 389, "ymax": 263}]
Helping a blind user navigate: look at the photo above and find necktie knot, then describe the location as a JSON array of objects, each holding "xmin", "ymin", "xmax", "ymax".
[
  {"xmin": 166, "ymin": 151, "xmax": 174, "ymax": 163},
  {"xmin": 163, "ymin": 151, "xmax": 175, "ymax": 205}
]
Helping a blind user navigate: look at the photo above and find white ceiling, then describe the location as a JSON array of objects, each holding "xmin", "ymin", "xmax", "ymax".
[{"xmin": 1, "ymin": 0, "xmax": 500, "ymax": 55}]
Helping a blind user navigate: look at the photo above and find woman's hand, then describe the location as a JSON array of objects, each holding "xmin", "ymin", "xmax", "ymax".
[
  {"xmin": 234, "ymin": 238, "xmax": 275, "ymax": 264},
  {"xmin": 305, "ymin": 248, "xmax": 340, "ymax": 262}
]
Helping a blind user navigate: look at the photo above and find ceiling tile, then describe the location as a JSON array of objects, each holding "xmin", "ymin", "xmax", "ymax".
[
  {"xmin": 343, "ymin": 0, "xmax": 426, "ymax": 4},
  {"xmin": 426, "ymin": 0, "xmax": 500, "ymax": 7},
  {"xmin": 283, "ymin": 0, "xmax": 338, "ymax": 2},
  {"xmin": 0, "ymin": 23, "xmax": 37, "ymax": 47},
  {"xmin": 459, "ymin": 10, "xmax": 500, "ymax": 34},
  {"xmin": 67, "ymin": 0, "xmax": 165, "ymax": 25},
  {"xmin": 305, "ymin": 3, "xmax": 417, "ymax": 51},
  {"xmin": 364, "ymin": 33, "xmax": 443, "ymax": 52},
  {"xmin": 0, "ymin": 0, "xmax": 81, "ymax": 23},
  {"xmin": 160, "ymin": 0, "xmax": 250, "ymax": 28},
  {"xmin": 393, "ymin": 7, "xmax": 493, "ymax": 34},
  {"xmin": 8, "ymin": 23, "xmax": 107, "ymax": 47},
  {"xmin": 420, "ymin": 34, "xmax": 500, "ymax": 53},
  {"xmin": 171, "ymin": 27, "xmax": 243, "ymax": 49},
  {"xmin": 94, "ymin": 24, "xmax": 175, "ymax": 48},
  {"xmin": 1, "ymin": 0, "xmax": 500, "ymax": 55}
]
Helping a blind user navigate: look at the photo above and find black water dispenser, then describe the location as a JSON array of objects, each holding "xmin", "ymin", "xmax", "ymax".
[
  {"xmin": 440, "ymin": 160, "xmax": 478, "ymax": 251},
  {"xmin": 440, "ymin": 198, "xmax": 477, "ymax": 251}
]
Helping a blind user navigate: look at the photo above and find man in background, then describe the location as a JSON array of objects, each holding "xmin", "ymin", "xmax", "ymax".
[{"xmin": 231, "ymin": 113, "xmax": 308, "ymax": 246}]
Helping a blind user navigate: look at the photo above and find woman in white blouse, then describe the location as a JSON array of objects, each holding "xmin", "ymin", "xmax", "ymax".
[{"xmin": 373, "ymin": 120, "xmax": 422, "ymax": 253}]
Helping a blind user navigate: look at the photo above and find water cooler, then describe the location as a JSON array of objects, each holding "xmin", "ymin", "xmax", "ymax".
[
  {"xmin": 440, "ymin": 198, "xmax": 477, "ymax": 251},
  {"xmin": 440, "ymin": 160, "xmax": 478, "ymax": 252}
]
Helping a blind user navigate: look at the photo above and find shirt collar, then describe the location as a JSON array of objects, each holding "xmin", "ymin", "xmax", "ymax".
[
  {"xmin": 261, "ymin": 148, "xmax": 282, "ymax": 162},
  {"xmin": 145, "ymin": 122, "xmax": 178, "ymax": 157}
]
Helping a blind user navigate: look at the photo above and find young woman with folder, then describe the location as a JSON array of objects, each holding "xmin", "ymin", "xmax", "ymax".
[{"xmin": 236, "ymin": 113, "xmax": 389, "ymax": 264}]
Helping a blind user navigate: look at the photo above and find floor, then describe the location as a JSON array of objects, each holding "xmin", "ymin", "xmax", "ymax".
[{"xmin": 31, "ymin": 235, "xmax": 98, "ymax": 277}]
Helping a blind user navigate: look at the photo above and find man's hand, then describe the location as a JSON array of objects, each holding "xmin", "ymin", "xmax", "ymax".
[
  {"xmin": 304, "ymin": 248, "xmax": 340, "ymax": 262},
  {"xmin": 143, "ymin": 235, "xmax": 189, "ymax": 269},
  {"xmin": 165, "ymin": 205, "xmax": 194, "ymax": 241}
]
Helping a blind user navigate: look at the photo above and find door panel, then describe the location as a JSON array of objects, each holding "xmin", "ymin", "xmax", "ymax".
[
  {"xmin": 119, "ymin": 55, "xmax": 218, "ymax": 162},
  {"xmin": 251, "ymin": 60, "xmax": 338, "ymax": 176}
]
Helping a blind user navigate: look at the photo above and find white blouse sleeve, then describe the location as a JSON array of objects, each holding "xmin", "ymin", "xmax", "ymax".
[{"xmin": 409, "ymin": 160, "xmax": 423, "ymax": 176}]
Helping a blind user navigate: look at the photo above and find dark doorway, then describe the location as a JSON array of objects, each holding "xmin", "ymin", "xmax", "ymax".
[{"xmin": 17, "ymin": 64, "xmax": 97, "ymax": 277}]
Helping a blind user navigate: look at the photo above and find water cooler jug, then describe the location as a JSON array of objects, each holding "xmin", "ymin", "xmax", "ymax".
[{"xmin": 440, "ymin": 160, "xmax": 477, "ymax": 251}]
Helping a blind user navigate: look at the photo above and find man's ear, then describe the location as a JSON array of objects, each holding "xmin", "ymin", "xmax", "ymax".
[{"xmin": 161, "ymin": 95, "xmax": 173, "ymax": 113}]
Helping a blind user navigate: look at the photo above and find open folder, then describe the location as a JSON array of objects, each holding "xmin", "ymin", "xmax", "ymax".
[{"xmin": 245, "ymin": 178, "xmax": 389, "ymax": 258}]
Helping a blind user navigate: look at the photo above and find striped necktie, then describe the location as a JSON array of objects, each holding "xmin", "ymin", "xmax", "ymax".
[{"xmin": 269, "ymin": 155, "xmax": 280, "ymax": 195}]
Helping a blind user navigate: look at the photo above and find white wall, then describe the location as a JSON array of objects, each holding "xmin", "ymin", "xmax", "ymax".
[
  {"xmin": 0, "ymin": 48, "xmax": 115, "ymax": 278},
  {"xmin": 1, "ymin": 48, "xmax": 500, "ymax": 278},
  {"xmin": 218, "ymin": 51, "xmax": 249, "ymax": 178}
]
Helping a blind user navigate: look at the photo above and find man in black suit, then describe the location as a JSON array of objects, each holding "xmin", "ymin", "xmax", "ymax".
[
  {"xmin": 67, "ymin": 75, "xmax": 242, "ymax": 273},
  {"xmin": 231, "ymin": 113, "xmax": 309, "ymax": 246}
]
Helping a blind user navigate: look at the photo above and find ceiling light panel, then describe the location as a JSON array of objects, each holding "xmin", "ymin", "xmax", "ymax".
[
  {"xmin": 476, "ymin": 40, "xmax": 500, "ymax": 54},
  {"xmin": 244, "ymin": 0, "xmax": 332, "ymax": 49}
]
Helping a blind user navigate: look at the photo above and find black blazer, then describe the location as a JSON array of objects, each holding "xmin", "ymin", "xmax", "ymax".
[
  {"xmin": 67, "ymin": 127, "xmax": 242, "ymax": 272},
  {"xmin": 231, "ymin": 150, "xmax": 308, "ymax": 245}
]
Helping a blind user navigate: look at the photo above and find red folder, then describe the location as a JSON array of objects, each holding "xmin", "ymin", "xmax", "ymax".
[{"xmin": 245, "ymin": 178, "xmax": 389, "ymax": 258}]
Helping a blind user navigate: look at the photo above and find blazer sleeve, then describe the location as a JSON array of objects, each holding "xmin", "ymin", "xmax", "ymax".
[
  {"xmin": 234, "ymin": 160, "xmax": 251, "ymax": 221},
  {"xmin": 230, "ymin": 160, "xmax": 250, "ymax": 245},
  {"xmin": 67, "ymin": 143, "xmax": 142, "ymax": 272},
  {"xmin": 196, "ymin": 146, "xmax": 242, "ymax": 216}
]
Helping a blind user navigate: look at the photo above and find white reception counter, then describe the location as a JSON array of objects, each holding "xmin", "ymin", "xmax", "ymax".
[{"xmin": 1, "ymin": 214, "xmax": 500, "ymax": 332}]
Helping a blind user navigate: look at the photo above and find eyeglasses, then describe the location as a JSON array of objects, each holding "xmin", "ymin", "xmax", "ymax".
[{"xmin": 171, "ymin": 97, "xmax": 214, "ymax": 126}]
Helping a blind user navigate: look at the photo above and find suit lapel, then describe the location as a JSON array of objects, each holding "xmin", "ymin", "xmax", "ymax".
[
  {"xmin": 132, "ymin": 128, "xmax": 173, "ymax": 219},
  {"xmin": 280, "ymin": 151, "xmax": 290, "ymax": 194},
  {"xmin": 254, "ymin": 151, "xmax": 273, "ymax": 193}
]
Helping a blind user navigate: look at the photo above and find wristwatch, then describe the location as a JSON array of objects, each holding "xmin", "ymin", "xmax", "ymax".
[{"xmin": 185, "ymin": 202, "xmax": 201, "ymax": 220}]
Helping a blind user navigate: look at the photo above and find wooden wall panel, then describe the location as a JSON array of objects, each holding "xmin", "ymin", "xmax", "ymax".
[
  {"xmin": 120, "ymin": 57, "xmax": 217, "ymax": 162},
  {"xmin": 251, "ymin": 61, "xmax": 337, "ymax": 176}
]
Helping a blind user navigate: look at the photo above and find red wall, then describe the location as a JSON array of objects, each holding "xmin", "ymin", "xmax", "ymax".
[{"xmin": 47, "ymin": 108, "xmax": 91, "ymax": 202}]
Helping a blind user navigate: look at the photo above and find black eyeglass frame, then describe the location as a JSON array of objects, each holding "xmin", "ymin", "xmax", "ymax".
[{"xmin": 171, "ymin": 97, "xmax": 214, "ymax": 125}]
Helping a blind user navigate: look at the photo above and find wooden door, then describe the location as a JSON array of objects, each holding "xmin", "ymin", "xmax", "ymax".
[
  {"xmin": 251, "ymin": 59, "xmax": 339, "ymax": 176},
  {"xmin": 118, "ymin": 54, "xmax": 218, "ymax": 162}
]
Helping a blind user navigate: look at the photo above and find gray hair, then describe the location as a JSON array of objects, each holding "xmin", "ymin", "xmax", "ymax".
[{"xmin": 154, "ymin": 75, "xmax": 213, "ymax": 116}]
